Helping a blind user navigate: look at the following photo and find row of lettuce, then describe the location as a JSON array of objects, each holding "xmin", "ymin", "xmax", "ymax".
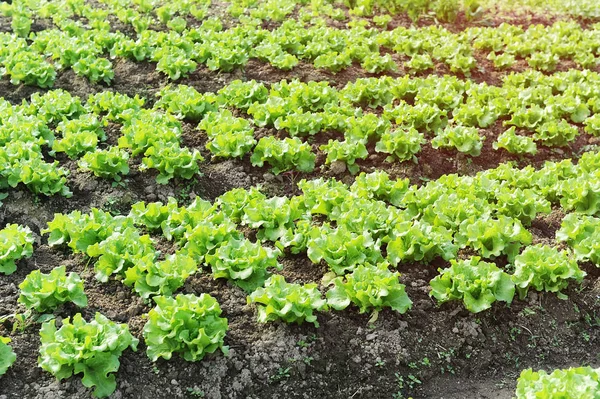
[
  {"xmin": 1, "ymin": 0, "xmax": 600, "ymax": 89},
  {"xmin": 3, "ymin": 68, "xmax": 600, "ymax": 200},
  {"xmin": 4, "ymin": 0, "xmax": 483, "ymax": 41},
  {"xmin": 1, "ymin": 146, "xmax": 600, "ymax": 395}
]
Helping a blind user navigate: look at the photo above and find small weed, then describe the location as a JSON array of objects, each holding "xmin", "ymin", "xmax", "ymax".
[
  {"xmin": 270, "ymin": 367, "xmax": 291, "ymax": 383},
  {"xmin": 186, "ymin": 387, "xmax": 205, "ymax": 398},
  {"xmin": 509, "ymin": 327, "xmax": 522, "ymax": 342},
  {"xmin": 303, "ymin": 356, "xmax": 314, "ymax": 365},
  {"xmin": 582, "ymin": 331, "xmax": 591, "ymax": 342}
]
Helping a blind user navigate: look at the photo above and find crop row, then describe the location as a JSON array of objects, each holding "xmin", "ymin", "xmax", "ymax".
[
  {"xmin": 0, "ymin": 0, "xmax": 503, "ymax": 43},
  {"xmin": 2, "ymin": 68, "xmax": 600, "ymax": 199},
  {"xmin": 33, "ymin": 149, "xmax": 600, "ymax": 308},
  {"xmin": 1, "ymin": 146, "xmax": 599, "ymax": 395},
  {"xmin": 1, "ymin": 0, "xmax": 600, "ymax": 89}
]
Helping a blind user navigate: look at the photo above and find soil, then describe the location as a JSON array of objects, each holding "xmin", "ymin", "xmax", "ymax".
[{"xmin": 1, "ymin": 5, "xmax": 600, "ymax": 399}]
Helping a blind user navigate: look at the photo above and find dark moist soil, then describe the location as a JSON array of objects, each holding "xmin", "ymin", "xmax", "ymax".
[{"xmin": 1, "ymin": 7, "xmax": 600, "ymax": 399}]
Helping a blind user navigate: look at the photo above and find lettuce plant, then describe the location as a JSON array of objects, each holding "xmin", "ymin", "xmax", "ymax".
[
  {"xmin": 86, "ymin": 227, "xmax": 157, "ymax": 283},
  {"xmin": 277, "ymin": 219, "xmax": 313, "ymax": 254},
  {"xmin": 431, "ymin": 125, "xmax": 483, "ymax": 156},
  {"xmin": 85, "ymin": 91, "xmax": 145, "ymax": 122},
  {"xmin": 558, "ymin": 178, "xmax": 600, "ymax": 215},
  {"xmin": 584, "ymin": 114, "xmax": 600, "ymax": 136},
  {"xmin": 298, "ymin": 177, "xmax": 351, "ymax": 217},
  {"xmin": 350, "ymin": 171, "xmax": 409, "ymax": 207},
  {"xmin": 181, "ymin": 220, "xmax": 242, "ymax": 263},
  {"xmin": 405, "ymin": 53, "xmax": 435, "ymax": 72},
  {"xmin": 241, "ymin": 195, "xmax": 307, "ymax": 242},
  {"xmin": 247, "ymin": 275, "xmax": 327, "ymax": 327},
  {"xmin": 217, "ymin": 79, "xmax": 268, "ymax": 110},
  {"xmin": 205, "ymin": 238, "xmax": 282, "ymax": 292},
  {"xmin": 533, "ymin": 119, "xmax": 578, "ymax": 147},
  {"xmin": 512, "ymin": 245, "xmax": 585, "ymax": 300},
  {"xmin": 320, "ymin": 139, "xmax": 368, "ymax": 175},
  {"xmin": 27, "ymin": 89, "xmax": 85, "ymax": 125},
  {"xmin": 0, "ymin": 337, "xmax": 16, "ymax": 376},
  {"xmin": 0, "ymin": 223, "xmax": 34, "ymax": 275},
  {"xmin": 118, "ymin": 110, "xmax": 181, "ymax": 156},
  {"xmin": 314, "ymin": 50, "xmax": 352, "ymax": 73},
  {"xmin": 18, "ymin": 266, "xmax": 88, "ymax": 312},
  {"xmin": 155, "ymin": 85, "xmax": 217, "ymax": 121},
  {"xmin": 140, "ymin": 142, "xmax": 203, "ymax": 184},
  {"xmin": 493, "ymin": 127, "xmax": 537, "ymax": 155},
  {"xmin": 0, "ymin": 142, "xmax": 72, "ymax": 197},
  {"xmin": 38, "ymin": 313, "xmax": 138, "ymax": 398},
  {"xmin": 124, "ymin": 254, "xmax": 198, "ymax": 300},
  {"xmin": 4, "ymin": 51, "xmax": 56, "ymax": 88},
  {"xmin": 143, "ymin": 294, "xmax": 228, "ymax": 362},
  {"xmin": 361, "ymin": 54, "xmax": 397, "ymax": 73},
  {"xmin": 44, "ymin": 209, "xmax": 134, "ymax": 254},
  {"xmin": 430, "ymin": 256, "xmax": 515, "ymax": 313},
  {"xmin": 274, "ymin": 112, "xmax": 325, "ymax": 137},
  {"xmin": 72, "ymin": 56, "xmax": 114, "ymax": 85},
  {"xmin": 387, "ymin": 221, "xmax": 458, "ymax": 264},
  {"xmin": 375, "ymin": 127, "xmax": 425, "ymax": 162},
  {"xmin": 199, "ymin": 110, "xmax": 256, "ymax": 158},
  {"xmin": 307, "ymin": 224, "xmax": 382, "ymax": 275},
  {"xmin": 78, "ymin": 147, "xmax": 130, "ymax": 182},
  {"xmin": 515, "ymin": 367, "xmax": 600, "ymax": 399},
  {"xmin": 129, "ymin": 199, "xmax": 179, "ymax": 231},
  {"xmin": 556, "ymin": 213, "xmax": 600, "ymax": 265},
  {"xmin": 456, "ymin": 215, "xmax": 532, "ymax": 261},
  {"xmin": 155, "ymin": 48, "xmax": 197, "ymax": 80},
  {"xmin": 331, "ymin": 196, "xmax": 398, "ymax": 239},
  {"xmin": 206, "ymin": 129, "xmax": 257, "ymax": 159},
  {"xmin": 325, "ymin": 262, "xmax": 412, "ymax": 315},
  {"xmin": 52, "ymin": 114, "xmax": 106, "ymax": 159},
  {"xmin": 251, "ymin": 137, "xmax": 315, "ymax": 175},
  {"xmin": 494, "ymin": 187, "xmax": 551, "ymax": 225},
  {"xmin": 160, "ymin": 197, "xmax": 223, "ymax": 242}
]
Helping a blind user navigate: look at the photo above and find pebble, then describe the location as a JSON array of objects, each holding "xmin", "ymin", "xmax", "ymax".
[
  {"xmin": 366, "ymin": 332, "xmax": 378, "ymax": 341},
  {"xmin": 263, "ymin": 172, "xmax": 276, "ymax": 182},
  {"xmin": 329, "ymin": 160, "xmax": 347, "ymax": 175},
  {"xmin": 171, "ymin": 379, "xmax": 178, "ymax": 385}
]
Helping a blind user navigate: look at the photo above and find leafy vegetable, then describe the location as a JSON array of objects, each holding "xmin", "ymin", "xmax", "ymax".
[
  {"xmin": 307, "ymin": 224, "xmax": 382, "ymax": 275},
  {"xmin": 0, "ymin": 223, "xmax": 34, "ymax": 275},
  {"xmin": 205, "ymin": 238, "xmax": 282, "ymax": 292},
  {"xmin": 515, "ymin": 367, "xmax": 600, "ymax": 399},
  {"xmin": 78, "ymin": 147, "xmax": 130, "ymax": 182},
  {"xmin": 248, "ymin": 274, "xmax": 327, "ymax": 327},
  {"xmin": 456, "ymin": 215, "xmax": 532, "ymax": 261},
  {"xmin": 251, "ymin": 137, "xmax": 315, "ymax": 175},
  {"xmin": 140, "ymin": 142, "xmax": 203, "ymax": 184},
  {"xmin": 430, "ymin": 256, "xmax": 515, "ymax": 313},
  {"xmin": 325, "ymin": 262, "xmax": 412, "ymax": 315},
  {"xmin": 0, "ymin": 336, "xmax": 16, "ymax": 376},
  {"xmin": 124, "ymin": 254, "xmax": 198, "ymax": 300},
  {"xmin": 431, "ymin": 125, "xmax": 483, "ymax": 156},
  {"xmin": 511, "ymin": 245, "xmax": 585, "ymax": 299},
  {"xmin": 375, "ymin": 127, "xmax": 425, "ymax": 162},
  {"xmin": 493, "ymin": 127, "xmax": 537, "ymax": 155},
  {"xmin": 18, "ymin": 266, "xmax": 88, "ymax": 312},
  {"xmin": 38, "ymin": 313, "xmax": 138, "ymax": 398},
  {"xmin": 143, "ymin": 294, "xmax": 228, "ymax": 362}
]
